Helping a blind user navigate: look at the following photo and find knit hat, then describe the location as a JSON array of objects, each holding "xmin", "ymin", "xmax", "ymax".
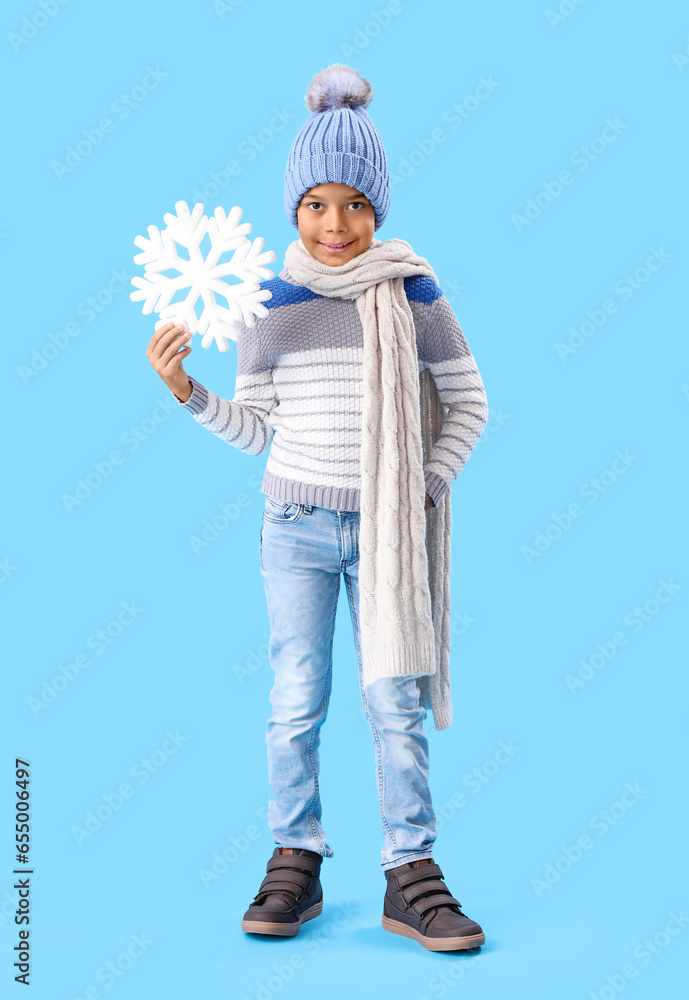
[{"xmin": 283, "ymin": 64, "xmax": 390, "ymax": 231}]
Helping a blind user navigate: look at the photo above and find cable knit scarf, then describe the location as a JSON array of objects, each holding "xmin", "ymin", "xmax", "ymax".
[{"xmin": 283, "ymin": 236, "xmax": 454, "ymax": 731}]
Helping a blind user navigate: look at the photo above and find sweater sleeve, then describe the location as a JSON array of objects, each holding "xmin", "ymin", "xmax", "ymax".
[
  {"xmin": 173, "ymin": 321, "xmax": 277, "ymax": 457},
  {"xmin": 420, "ymin": 293, "xmax": 489, "ymax": 507}
]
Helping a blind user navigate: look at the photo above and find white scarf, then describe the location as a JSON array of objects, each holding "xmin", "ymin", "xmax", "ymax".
[{"xmin": 283, "ymin": 236, "xmax": 454, "ymax": 730}]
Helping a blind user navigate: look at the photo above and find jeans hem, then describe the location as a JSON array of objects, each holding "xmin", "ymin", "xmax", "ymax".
[{"xmin": 381, "ymin": 849, "xmax": 435, "ymax": 871}]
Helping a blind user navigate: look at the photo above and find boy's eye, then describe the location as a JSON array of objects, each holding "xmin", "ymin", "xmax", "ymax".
[{"xmin": 305, "ymin": 201, "xmax": 366, "ymax": 210}]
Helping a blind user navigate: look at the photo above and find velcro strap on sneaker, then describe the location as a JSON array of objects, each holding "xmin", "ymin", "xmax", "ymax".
[
  {"xmin": 254, "ymin": 879, "xmax": 305, "ymax": 902},
  {"xmin": 260, "ymin": 870, "xmax": 312, "ymax": 893},
  {"xmin": 266, "ymin": 854, "xmax": 320, "ymax": 875},
  {"xmin": 403, "ymin": 879, "xmax": 454, "ymax": 907},
  {"xmin": 253, "ymin": 888, "xmax": 300, "ymax": 913},
  {"xmin": 413, "ymin": 892, "xmax": 464, "ymax": 918},
  {"xmin": 395, "ymin": 863, "xmax": 445, "ymax": 889}
]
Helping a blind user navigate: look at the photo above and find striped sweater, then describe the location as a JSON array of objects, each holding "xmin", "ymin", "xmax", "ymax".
[{"xmin": 174, "ymin": 267, "xmax": 488, "ymax": 511}]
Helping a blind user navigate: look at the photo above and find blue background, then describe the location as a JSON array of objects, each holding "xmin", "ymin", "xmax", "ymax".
[{"xmin": 2, "ymin": 0, "xmax": 687, "ymax": 997}]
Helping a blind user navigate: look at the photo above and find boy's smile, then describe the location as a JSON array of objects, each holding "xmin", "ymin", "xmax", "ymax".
[{"xmin": 296, "ymin": 182, "xmax": 376, "ymax": 266}]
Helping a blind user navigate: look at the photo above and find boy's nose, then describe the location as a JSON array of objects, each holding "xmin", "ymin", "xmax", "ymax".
[{"xmin": 324, "ymin": 210, "xmax": 347, "ymax": 226}]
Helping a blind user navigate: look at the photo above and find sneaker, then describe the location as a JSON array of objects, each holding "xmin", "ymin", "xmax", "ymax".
[
  {"xmin": 241, "ymin": 847, "xmax": 324, "ymax": 937},
  {"xmin": 382, "ymin": 858, "xmax": 485, "ymax": 951}
]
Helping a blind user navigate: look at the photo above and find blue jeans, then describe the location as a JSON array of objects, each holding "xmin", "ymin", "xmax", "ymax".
[{"xmin": 259, "ymin": 492, "xmax": 437, "ymax": 871}]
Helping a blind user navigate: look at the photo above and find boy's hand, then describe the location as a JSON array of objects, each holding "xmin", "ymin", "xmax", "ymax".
[
  {"xmin": 146, "ymin": 322, "xmax": 193, "ymax": 401},
  {"xmin": 424, "ymin": 492, "xmax": 434, "ymax": 510}
]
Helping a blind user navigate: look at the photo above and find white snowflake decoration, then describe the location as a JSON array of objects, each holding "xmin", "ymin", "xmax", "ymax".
[{"xmin": 130, "ymin": 201, "xmax": 276, "ymax": 352}]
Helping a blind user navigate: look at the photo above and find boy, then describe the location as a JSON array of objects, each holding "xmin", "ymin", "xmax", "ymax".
[{"xmin": 146, "ymin": 64, "xmax": 488, "ymax": 952}]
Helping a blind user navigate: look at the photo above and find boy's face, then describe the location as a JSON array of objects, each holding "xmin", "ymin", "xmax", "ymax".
[{"xmin": 296, "ymin": 183, "xmax": 376, "ymax": 266}]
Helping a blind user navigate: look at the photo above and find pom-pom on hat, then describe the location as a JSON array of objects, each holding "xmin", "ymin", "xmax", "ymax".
[{"xmin": 284, "ymin": 64, "xmax": 390, "ymax": 231}]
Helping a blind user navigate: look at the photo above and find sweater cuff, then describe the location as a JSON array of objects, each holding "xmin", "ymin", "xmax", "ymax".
[
  {"xmin": 175, "ymin": 376, "xmax": 209, "ymax": 415},
  {"xmin": 424, "ymin": 470, "xmax": 450, "ymax": 508}
]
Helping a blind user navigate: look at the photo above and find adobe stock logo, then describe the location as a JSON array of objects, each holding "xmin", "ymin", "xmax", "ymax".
[
  {"xmin": 18, "ymin": 268, "xmax": 132, "ymax": 384},
  {"xmin": 60, "ymin": 397, "xmax": 179, "ymax": 514},
  {"xmin": 511, "ymin": 118, "xmax": 628, "ymax": 234},
  {"xmin": 555, "ymin": 247, "xmax": 672, "ymax": 362},
  {"xmin": 530, "ymin": 782, "xmax": 648, "ymax": 898},
  {"xmin": 70, "ymin": 731, "xmax": 189, "ymax": 846},
  {"xmin": 588, "ymin": 910, "xmax": 689, "ymax": 1000},
  {"xmin": 27, "ymin": 601, "xmax": 145, "ymax": 717},
  {"xmin": 7, "ymin": 0, "xmax": 70, "ymax": 53},
  {"xmin": 545, "ymin": 0, "xmax": 590, "ymax": 31},
  {"xmin": 339, "ymin": 0, "xmax": 410, "ymax": 57},
  {"xmin": 565, "ymin": 578, "xmax": 681, "ymax": 694},
  {"xmin": 51, "ymin": 66, "xmax": 168, "ymax": 180},
  {"xmin": 213, "ymin": 0, "xmax": 245, "ymax": 17},
  {"xmin": 521, "ymin": 450, "xmax": 638, "ymax": 565}
]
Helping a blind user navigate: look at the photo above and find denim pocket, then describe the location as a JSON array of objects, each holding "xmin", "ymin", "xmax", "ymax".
[{"xmin": 263, "ymin": 494, "xmax": 306, "ymax": 523}]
